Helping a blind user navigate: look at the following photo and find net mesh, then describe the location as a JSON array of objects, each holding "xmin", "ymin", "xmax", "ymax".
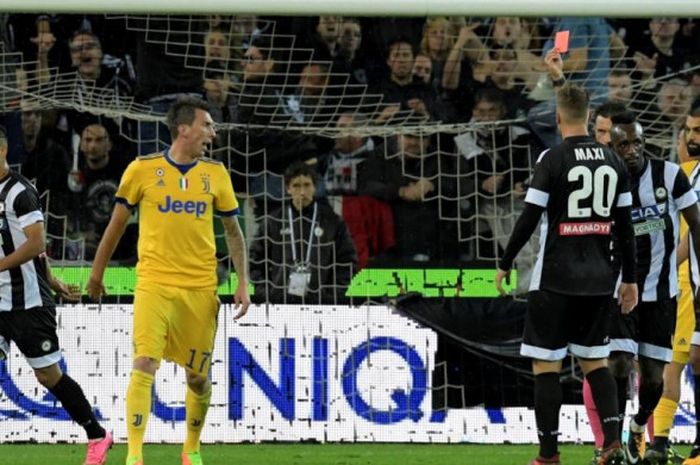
[{"xmin": 0, "ymin": 13, "xmax": 698, "ymax": 442}]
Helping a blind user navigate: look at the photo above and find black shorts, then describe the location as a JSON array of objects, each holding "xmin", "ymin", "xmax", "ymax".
[
  {"xmin": 521, "ymin": 290, "xmax": 613, "ymax": 361},
  {"xmin": 609, "ymin": 298, "xmax": 676, "ymax": 362},
  {"xmin": 0, "ymin": 307, "xmax": 61, "ymax": 369}
]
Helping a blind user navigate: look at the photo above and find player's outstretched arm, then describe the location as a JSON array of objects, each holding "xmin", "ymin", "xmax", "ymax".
[
  {"xmin": 543, "ymin": 48, "xmax": 564, "ymax": 82},
  {"xmin": 87, "ymin": 203, "xmax": 132, "ymax": 300},
  {"xmin": 0, "ymin": 222, "xmax": 45, "ymax": 272},
  {"xmin": 221, "ymin": 215, "xmax": 250, "ymax": 320}
]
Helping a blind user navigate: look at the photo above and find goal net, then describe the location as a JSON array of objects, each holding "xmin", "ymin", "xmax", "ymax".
[{"xmin": 0, "ymin": 13, "xmax": 698, "ymax": 444}]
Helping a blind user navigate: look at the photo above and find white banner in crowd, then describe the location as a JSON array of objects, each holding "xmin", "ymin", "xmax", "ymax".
[{"xmin": 0, "ymin": 304, "xmax": 697, "ymax": 444}]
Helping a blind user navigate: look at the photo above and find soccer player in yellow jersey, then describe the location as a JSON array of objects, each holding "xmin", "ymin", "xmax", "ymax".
[
  {"xmin": 86, "ymin": 96, "xmax": 250, "ymax": 465},
  {"xmin": 646, "ymin": 107, "xmax": 700, "ymax": 465}
]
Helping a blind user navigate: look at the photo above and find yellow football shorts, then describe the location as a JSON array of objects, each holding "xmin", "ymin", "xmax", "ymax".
[
  {"xmin": 133, "ymin": 282, "xmax": 219, "ymax": 374},
  {"xmin": 672, "ymin": 280, "xmax": 694, "ymax": 364}
]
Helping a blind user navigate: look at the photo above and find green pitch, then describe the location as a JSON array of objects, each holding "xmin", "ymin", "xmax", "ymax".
[{"xmin": 0, "ymin": 443, "xmax": 627, "ymax": 465}]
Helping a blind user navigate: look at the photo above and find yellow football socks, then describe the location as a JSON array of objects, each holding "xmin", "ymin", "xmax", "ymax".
[
  {"xmin": 184, "ymin": 384, "xmax": 212, "ymax": 453},
  {"xmin": 126, "ymin": 370, "xmax": 155, "ymax": 459},
  {"xmin": 653, "ymin": 397, "xmax": 678, "ymax": 439}
]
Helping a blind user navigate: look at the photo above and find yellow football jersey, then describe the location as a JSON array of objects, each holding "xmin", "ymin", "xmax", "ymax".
[
  {"xmin": 115, "ymin": 151, "xmax": 239, "ymax": 290},
  {"xmin": 679, "ymin": 160, "xmax": 699, "ymax": 284}
]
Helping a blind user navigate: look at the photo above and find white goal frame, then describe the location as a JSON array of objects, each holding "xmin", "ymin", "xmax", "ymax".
[{"xmin": 3, "ymin": 0, "xmax": 699, "ymax": 17}]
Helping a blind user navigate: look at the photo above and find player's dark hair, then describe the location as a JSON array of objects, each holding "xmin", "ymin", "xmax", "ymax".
[
  {"xmin": 166, "ymin": 96, "xmax": 210, "ymax": 140},
  {"xmin": 556, "ymin": 82, "xmax": 589, "ymax": 124},
  {"xmin": 0, "ymin": 126, "xmax": 6, "ymax": 148},
  {"xmin": 284, "ymin": 161, "xmax": 319, "ymax": 186},
  {"xmin": 610, "ymin": 111, "xmax": 637, "ymax": 126},
  {"xmin": 594, "ymin": 101, "xmax": 627, "ymax": 120}
]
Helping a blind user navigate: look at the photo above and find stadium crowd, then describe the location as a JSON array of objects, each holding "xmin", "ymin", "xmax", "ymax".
[{"xmin": 0, "ymin": 14, "xmax": 699, "ymax": 301}]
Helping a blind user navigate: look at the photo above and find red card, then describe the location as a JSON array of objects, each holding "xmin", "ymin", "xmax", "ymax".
[{"xmin": 554, "ymin": 30, "xmax": 570, "ymax": 53}]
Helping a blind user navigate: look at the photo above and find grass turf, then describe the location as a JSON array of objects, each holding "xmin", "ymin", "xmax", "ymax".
[{"xmin": 0, "ymin": 442, "xmax": 655, "ymax": 465}]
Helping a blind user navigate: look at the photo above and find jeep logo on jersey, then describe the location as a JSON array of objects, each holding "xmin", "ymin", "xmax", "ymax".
[
  {"xmin": 157, "ymin": 195, "xmax": 207, "ymax": 218},
  {"xmin": 631, "ymin": 203, "xmax": 666, "ymax": 222}
]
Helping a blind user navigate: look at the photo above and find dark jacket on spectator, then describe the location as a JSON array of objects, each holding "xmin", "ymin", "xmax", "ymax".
[
  {"xmin": 375, "ymin": 75, "xmax": 442, "ymax": 121},
  {"xmin": 249, "ymin": 201, "xmax": 357, "ymax": 304},
  {"xmin": 360, "ymin": 147, "xmax": 455, "ymax": 261}
]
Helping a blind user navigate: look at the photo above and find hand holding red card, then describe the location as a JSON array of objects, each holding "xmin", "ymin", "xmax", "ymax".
[{"xmin": 554, "ymin": 30, "xmax": 570, "ymax": 54}]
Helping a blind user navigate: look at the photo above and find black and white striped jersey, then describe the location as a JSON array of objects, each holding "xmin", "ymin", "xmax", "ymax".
[
  {"xmin": 0, "ymin": 171, "xmax": 54, "ymax": 311},
  {"xmin": 625, "ymin": 159, "xmax": 696, "ymax": 301},
  {"xmin": 524, "ymin": 135, "xmax": 634, "ymax": 295},
  {"xmin": 688, "ymin": 162, "xmax": 700, "ymax": 295}
]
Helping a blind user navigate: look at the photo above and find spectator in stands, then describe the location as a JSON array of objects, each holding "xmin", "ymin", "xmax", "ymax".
[
  {"xmin": 29, "ymin": 16, "xmax": 56, "ymax": 85},
  {"xmin": 310, "ymin": 16, "xmax": 342, "ymax": 61},
  {"xmin": 281, "ymin": 63, "xmax": 331, "ymax": 125},
  {"xmin": 374, "ymin": 37, "xmax": 440, "ymax": 123},
  {"xmin": 592, "ymin": 101, "xmax": 628, "ymax": 146},
  {"xmin": 630, "ymin": 18, "xmax": 690, "ymax": 80},
  {"xmin": 249, "ymin": 162, "xmax": 357, "ymax": 304},
  {"xmin": 490, "ymin": 16, "xmax": 535, "ymax": 51},
  {"xmin": 206, "ymin": 14, "xmax": 230, "ymax": 30},
  {"xmin": 232, "ymin": 38, "xmax": 317, "ymax": 204},
  {"xmin": 689, "ymin": 66, "xmax": 700, "ymax": 99},
  {"xmin": 472, "ymin": 17, "xmax": 541, "ymax": 89},
  {"xmin": 480, "ymin": 44, "xmax": 535, "ymax": 118},
  {"xmin": 429, "ymin": 19, "xmax": 485, "ymax": 122},
  {"xmin": 236, "ymin": 38, "xmax": 278, "ymax": 123},
  {"xmin": 71, "ymin": 123, "xmax": 134, "ymax": 260},
  {"xmin": 10, "ymin": 107, "xmax": 71, "ymax": 258},
  {"xmin": 24, "ymin": 24, "xmax": 135, "ymax": 98},
  {"xmin": 204, "ymin": 27, "xmax": 230, "ymax": 64},
  {"xmin": 16, "ymin": 109, "xmax": 71, "ymax": 213},
  {"xmin": 232, "ymin": 15, "xmax": 263, "ymax": 49},
  {"xmin": 222, "ymin": 16, "xmax": 261, "ymax": 66},
  {"xmin": 316, "ymin": 113, "xmax": 376, "ymax": 196},
  {"xmin": 202, "ymin": 60, "xmax": 237, "ymax": 124},
  {"xmin": 412, "ymin": 53, "xmax": 433, "ymax": 85},
  {"xmin": 607, "ymin": 68, "xmax": 634, "ymax": 105},
  {"xmin": 639, "ymin": 78, "xmax": 694, "ymax": 158},
  {"xmin": 361, "ymin": 132, "xmax": 454, "ymax": 262},
  {"xmin": 132, "ymin": 15, "xmax": 206, "ymax": 153},
  {"xmin": 360, "ymin": 17, "xmax": 424, "ymax": 76},
  {"xmin": 313, "ymin": 113, "xmax": 395, "ymax": 268},
  {"xmin": 9, "ymin": 15, "xmax": 65, "ymax": 87},
  {"xmin": 420, "ymin": 17, "xmax": 462, "ymax": 91},
  {"xmin": 334, "ymin": 18, "xmax": 368, "ymax": 87},
  {"xmin": 68, "ymin": 29, "xmax": 135, "ymax": 97},
  {"xmin": 440, "ymin": 19, "xmax": 484, "ymax": 89},
  {"xmin": 453, "ymin": 88, "xmax": 541, "ymax": 292}
]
